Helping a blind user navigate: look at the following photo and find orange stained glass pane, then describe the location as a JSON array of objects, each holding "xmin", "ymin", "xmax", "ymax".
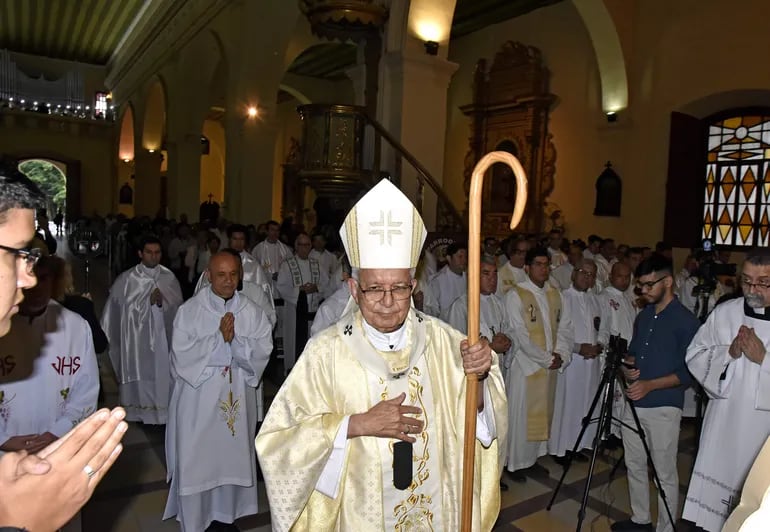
[
  {"xmin": 739, "ymin": 225, "xmax": 753, "ymax": 244},
  {"xmin": 724, "ymin": 117, "xmax": 742, "ymax": 128},
  {"xmin": 706, "ymin": 183, "xmax": 715, "ymax": 200},
  {"xmin": 718, "ymin": 208, "xmax": 732, "ymax": 225},
  {"xmin": 719, "ymin": 224, "xmax": 732, "ymax": 241},
  {"xmin": 721, "ymin": 183, "xmax": 736, "ymax": 200},
  {"xmin": 723, "ymin": 169, "xmax": 736, "ymax": 183},
  {"xmin": 708, "ymin": 152, "xmax": 717, "ymax": 162},
  {"xmin": 742, "ymin": 168, "xmax": 757, "ymax": 200},
  {"xmin": 739, "ymin": 207, "xmax": 753, "ymax": 226},
  {"xmin": 765, "ymin": 180, "xmax": 770, "ymax": 200},
  {"xmin": 742, "ymin": 116, "xmax": 764, "ymax": 127},
  {"xmin": 704, "ymin": 211, "xmax": 712, "ymax": 225},
  {"xmin": 704, "ymin": 225, "xmax": 712, "ymax": 238},
  {"xmin": 761, "ymin": 209, "xmax": 770, "ymax": 227},
  {"xmin": 762, "ymin": 225, "xmax": 770, "ymax": 242}
]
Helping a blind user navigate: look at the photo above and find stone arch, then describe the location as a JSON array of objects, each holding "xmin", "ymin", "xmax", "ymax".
[
  {"xmin": 678, "ymin": 89, "xmax": 770, "ymax": 120},
  {"xmin": 199, "ymin": 30, "xmax": 228, "ymax": 211},
  {"xmin": 118, "ymin": 104, "xmax": 136, "ymax": 162},
  {"xmin": 571, "ymin": 0, "xmax": 628, "ymax": 113},
  {"xmin": 278, "ymin": 83, "xmax": 312, "ymax": 105},
  {"xmin": 142, "ymin": 77, "xmax": 167, "ymax": 151},
  {"xmin": 117, "ymin": 105, "xmax": 136, "ymax": 216},
  {"xmin": 10, "ymin": 150, "xmax": 82, "ymax": 220}
]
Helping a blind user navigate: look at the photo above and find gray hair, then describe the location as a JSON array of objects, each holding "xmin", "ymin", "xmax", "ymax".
[{"xmin": 745, "ymin": 248, "xmax": 770, "ymax": 266}]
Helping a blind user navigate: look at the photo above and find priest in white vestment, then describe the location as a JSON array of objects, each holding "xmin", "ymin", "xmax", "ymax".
[
  {"xmin": 252, "ymin": 220, "xmax": 292, "ymax": 285},
  {"xmin": 547, "ymin": 230, "xmax": 567, "ymax": 270},
  {"xmin": 504, "ymin": 247, "xmax": 573, "ymax": 480},
  {"xmin": 447, "ymin": 257, "xmax": 515, "ymax": 379},
  {"xmin": 256, "ymin": 179, "xmax": 507, "ymax": 531},
  {"xmin": 682, "ymin": 249, "xmax": 770, "ymax": 532},
  {"xmin": 597, "ymin": 262, "xmax": 637, "ymax": 437},
  {"xmin": 0, "ymin": 256, "xmax": 99, "ymax": 454},
  {"xmin": 309, "ymin": 233, "xmax": 337, "ymax": 280},
  {"xmin": 550, "ymin": 244, "xmax": 583, "ymax": 291},
  {"xmin": 549, "ymin": 259, "xmax": 603, "ymax": 458},
  {"xmin": 275, "ymin": 233, "xmax": 328, "ymax": 370},
  {"xmin": 310, "ymin": 282, "xmax": 354, "ymax": 336},
  {"xmin": 428, "ymin": 242, "xmax": 468, "ymax": 320},
  {"xmin": 593, "ymin": 239, "xmax": 615, "ymax": 292},
  {"xmin": 102, "ymin": 237, "xmax": 182, "ymax": 424},
  {"xmin": 497, "ymin": 238, "xmax": 529, "ymax": 296},
  {"xmin": 164, "ymin": 251, "xmax": 273, "ymax": 532}
]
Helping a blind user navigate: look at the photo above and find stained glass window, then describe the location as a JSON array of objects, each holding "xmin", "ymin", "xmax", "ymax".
[{"xmin": 702, "ymin": 114, "xmax": 770, "ymax": 247}]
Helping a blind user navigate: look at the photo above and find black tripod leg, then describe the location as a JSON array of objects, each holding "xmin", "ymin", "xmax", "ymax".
[
  {"xmin": 547, "ymin": 365, "xmax": 610, "ymax": 512},
  {"xmin": 575, "ymin": 393, "xmax": 612, "ymax": 532}
]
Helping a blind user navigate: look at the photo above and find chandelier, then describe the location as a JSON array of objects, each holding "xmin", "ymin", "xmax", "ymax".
[{"xmin": 300, "ymin": 0, "xmax": 389, "ymax": 41}]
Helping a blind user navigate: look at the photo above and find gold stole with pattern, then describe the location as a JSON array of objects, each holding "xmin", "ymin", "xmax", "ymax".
[{"xmin": 513, "ymin": 285, "xmax": 562, "ymax": 441}]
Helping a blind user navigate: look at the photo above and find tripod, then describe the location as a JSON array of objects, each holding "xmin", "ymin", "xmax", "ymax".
[{"xmin": 546, "ymin": 341, "xmax": 677, "ymax": 532}]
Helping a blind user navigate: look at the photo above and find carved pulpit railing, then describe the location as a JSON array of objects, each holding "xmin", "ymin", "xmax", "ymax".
[{"xmin": 295, "ymin": 104, "xmax": 465, "ymax": 232}]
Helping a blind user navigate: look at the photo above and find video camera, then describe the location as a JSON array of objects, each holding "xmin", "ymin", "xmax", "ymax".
[
  {"xmin": 606, "ymin": 334, "xmax": 628, "ymax": 367},
  {"xmin": 692, "ymin": 238, "xmax": 737, "ymax": 296}
]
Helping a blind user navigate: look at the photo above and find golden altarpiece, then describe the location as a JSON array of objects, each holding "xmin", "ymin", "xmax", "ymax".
[{"xmin": 461, "ymin": 41, "xmax": 557, "ymax": 239}]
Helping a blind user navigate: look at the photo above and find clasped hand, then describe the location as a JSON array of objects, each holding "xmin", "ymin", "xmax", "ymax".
[
  {"xmin": 491, "ymin": 333, "xmax": 512, "ymax": 354},
  {"xmin": 729, "ymin": 325, "xmax": 766, "ymax": 364},
  {"xmin": 150, "ymin": 288, "xmax": 162, "ymax": 307},
  {"xmin": 219, "ymin": 312, "xmax": 235, "ymax": 343},
  {"xmin": 348, "ymin": 393, "xmax": 424, "ymax": 443},
  {"xmin": 301, "ymin": 282, "xmax": 318, "ymax": 294}
]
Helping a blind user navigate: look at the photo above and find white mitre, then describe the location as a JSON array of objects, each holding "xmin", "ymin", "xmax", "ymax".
[{"xmin": 340, "ymin": 179, "xmax": 427, "ymax": 269}]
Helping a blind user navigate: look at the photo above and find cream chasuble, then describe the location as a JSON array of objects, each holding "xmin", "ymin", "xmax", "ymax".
[
  {"xmin": 496, "ymin": 262, "xmax": 527, "ymax": 297},
  {"xmin": 256, "ymin": 308, "xmax": 507, "ymax": 531}
]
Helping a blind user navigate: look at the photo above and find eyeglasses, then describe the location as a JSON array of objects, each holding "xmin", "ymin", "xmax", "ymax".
[
  {"xmin": 636, "ymin": 276, "xmax": 667, "ymax": 290},
  {"xmin": 357, "ymin": 282, "xmax": 413, "ymax": 302},
  {"xmin": 576, "ymin": 268, "xmax": 596, "ymax": 278},
  {"xmin": 0, "ymin": 244, "xmax": 43, "ymax": 275},
  {"xmin": 741, "ymin": 278, "xmax": 770, "ymax": 290}
]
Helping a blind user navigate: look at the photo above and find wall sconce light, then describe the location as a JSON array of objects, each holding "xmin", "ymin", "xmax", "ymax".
[
  {"xmin": 424, "ymin": 40, "xmax": 439, "ymax": 56},
  {"xmin": 123, "ymin": 158, "xmax": 131, "ymax": 163},
  {"xmin": 247, "ymin": 106, "xmax": 258, "ymax": 118},
  {"xmin": 148, "ymin": 149, "xmax": 155, "ymax": 153},
  {"xmin": 605, "ymin": 111, "xmax": 618, "ymax": 123}
]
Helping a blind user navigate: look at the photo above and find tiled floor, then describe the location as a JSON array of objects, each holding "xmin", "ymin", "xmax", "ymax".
[{"xmin": 60, "ymin": 235, "xmax": 705, "ymax": 531}]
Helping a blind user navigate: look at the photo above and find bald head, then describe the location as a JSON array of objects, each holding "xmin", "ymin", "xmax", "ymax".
[
  {"xmin": 610, "ymin": 261, "xmax": 632, "ymax": 292},
  {"xmin": 208, "ymin": 250, "xmax": 241, "ymax": 299}
]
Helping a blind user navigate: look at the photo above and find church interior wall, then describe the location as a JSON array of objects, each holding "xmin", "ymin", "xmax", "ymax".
[
  {"xmin": 0, "ymin": 123, "xmax": 115, "ymax": 216},
  {"xmin": 443, "ymin": 0, "xmax": 770, "ymax": 252},
  {"xmin": 200, "ymin": 118, "xmax": 225, "ymax": 206}
]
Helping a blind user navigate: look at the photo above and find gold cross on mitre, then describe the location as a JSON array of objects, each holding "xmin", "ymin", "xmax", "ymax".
[{"xmin": 340, "ymin": 179, "xmax": 426, "ymax": 269}]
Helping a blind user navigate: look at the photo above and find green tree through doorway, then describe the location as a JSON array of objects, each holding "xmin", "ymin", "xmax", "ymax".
[{"xmin": 18, "ymin": 159, "xmax": 66, "ymax": 215}]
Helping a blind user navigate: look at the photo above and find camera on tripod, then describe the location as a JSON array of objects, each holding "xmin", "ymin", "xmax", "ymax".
[
  {"xmin": 692, "ymin": 238, "xmax": 736, "ymax": 297},
  {"xmin": 607, "ymin": 334, "xmax": 629, "ymax": 368}
]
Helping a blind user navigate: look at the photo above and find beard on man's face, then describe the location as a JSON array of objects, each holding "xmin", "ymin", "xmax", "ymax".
[{"xmin": 745, "ymin": 292, "xmax": 766, "ymax": 309}]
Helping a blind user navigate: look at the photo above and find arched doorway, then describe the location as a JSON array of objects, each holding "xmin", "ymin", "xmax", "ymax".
[
  {"xmin": 117, "ymin": 105, "xmax": 136, "ymax": 217},
  {"xmin": 18, "ymin": 158, "xmax": 67, "ymax": 234}
]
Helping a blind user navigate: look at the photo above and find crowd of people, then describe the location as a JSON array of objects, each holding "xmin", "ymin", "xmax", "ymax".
[{"xmin": 1, "ymin": 169, "xmax": 770, "ymax": 532}]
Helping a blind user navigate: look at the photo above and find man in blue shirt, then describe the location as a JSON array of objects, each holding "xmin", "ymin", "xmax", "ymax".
[{"xmin": 611, "ymin": 256, "xmax": 700, "ymax": 532}]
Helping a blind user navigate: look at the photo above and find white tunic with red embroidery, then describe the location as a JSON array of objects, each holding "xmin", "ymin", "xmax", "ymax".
[{"xmin": 0, "ymin": 301, "xmax": 99, "ymax": 443}]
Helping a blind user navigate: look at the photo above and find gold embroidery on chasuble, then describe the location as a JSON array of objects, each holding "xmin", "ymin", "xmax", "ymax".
[
  {"xmin": 392, "ymin": 365, "xmax": 434, "ymax": 531},
  {"xmin": 338, "ymin": 309, "xmax": 440, "ymax": 530},
  {"xmin": 217, "ymin": 366, "xmax": 241, "ymax": 437}
]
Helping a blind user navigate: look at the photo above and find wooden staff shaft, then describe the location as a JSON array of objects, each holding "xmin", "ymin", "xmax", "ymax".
[{"xmin": 460, "ymin": 151, "xmax": 528, "ymax": 531}]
